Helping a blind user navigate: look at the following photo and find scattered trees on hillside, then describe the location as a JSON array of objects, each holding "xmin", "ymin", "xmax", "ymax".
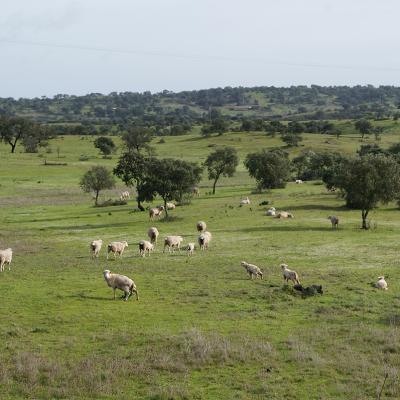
[
  {"xmin": 245, "ymin": 149, "xmax": 290, "ymax": 191},
  {"xmin": 281, "ymin": 132, "xmax": 303, "ymax": 147},
  {"xmin": 94, "ymin": 136, "xmax": 116, "ymax": 157},
  {"xmin": 354, "ymin": 119, "xmax": 372, "ymax": 139},
  {"xmin": 204, "ymin": 147, "xmax": 239, "ymax": 194},
  {"xmin": 323, "ymin": 154, "xmax": 400, "ymax": 229},
  {"xmin": 80, "ymin": 166, "xmax": 116, "ymax": 206},
  {"xmin": 121, "ymin": 125, "xmax": 153, "ymax": 153}
]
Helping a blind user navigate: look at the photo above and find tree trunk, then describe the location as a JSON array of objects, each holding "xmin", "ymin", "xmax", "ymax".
[
  {"xmin": 164, "ymin": 198, "xmax": 168, "ymax": 218},
  {"xmin": 8, "ymin": 140, "xmax": 17, "ymax": 153},
  {"xmin": 361, "ymin": 209, "xmax": 369, "ymax": 230},
  {"xmin": 137, "ymin": 198, "xmax": 144, "ymax": 211},
  {"xmin": 95, "ymin": 190, "xmax": 99, "ymax": 206},
  {"xmin": 212, "ymin": 178, "xmax": 218, "ymax": 195}
]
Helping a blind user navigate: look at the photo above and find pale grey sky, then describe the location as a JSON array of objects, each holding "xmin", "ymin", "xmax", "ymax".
[{"xmin": 1, "ymin": 0, "xmax": 399, "ymax": 98}]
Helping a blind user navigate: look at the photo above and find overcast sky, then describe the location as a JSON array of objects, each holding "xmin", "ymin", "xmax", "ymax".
[{"xmin": 1, "ymin": 0, "xmax": 399, "ymax": 98}]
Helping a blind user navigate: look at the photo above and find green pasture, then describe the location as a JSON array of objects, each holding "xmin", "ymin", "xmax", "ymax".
[{"xmin": 0, "ymin": 132, "xmax": 400, "ymax": 399}]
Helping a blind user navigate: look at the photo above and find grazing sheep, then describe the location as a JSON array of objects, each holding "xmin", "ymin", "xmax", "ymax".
[
  {"xmin": 191, "ymin": 186, "xmax": 200, "ymax": 196},
  {"xmin": 196, "ymin": 221, "xmax": 207, "ymax": 232},
  {"xmin": 139, "ymin": 240, "xmax": 154, "ymax": 257},
  {"xmin": 328, "ymin": 215, "xmax": 339, "ymax": 229},
  {"xmin": 166, "ymin": 202, "xmax": 176, "ymax": 210},
  {"xmin": 276, "ymin": 211, "xmax": 294, "ymax": 219},
  {"xmin": 163, "ymin": 236, "xmax": 184, "ymax": 253},
  {"xmin": 241, "ymin": 261, "xmax": 263, "ymax": 280},
  {"xmin": 149, "ymin": 206, "xmax": 165, "ymax": 220},
  {"xmin": 266, "ymin": 207, "xmax": 276, "ymax": 216},
  {"xmin": 147, "ymin": 227, "xmax": 159, "ymax": 245},
  {"xmin": 374, "ymin": 276, "xmax": 388, "ymax": 290},
  {"xmin": 198, "ymin": 231, "xmax": 212, "ymax": 250},
  {"xmin": 0, "ymin": 248, "xmax": 12, "ymax": 272},
  {"xmin": 295, "ymin": 179, "xmax": 303, "ymax": 184},
  {"xmin": 107, "ymin": 241, "xmax": 128, "ymax": 259},
  {"xmin": 281, "ymin": 263, "xmax": 300, "ymax": 285},
  {"xmin": 240, "ymin": 197, "xmax": 251, "ymax": 205},
  {"xmin": 90, "ymin": 239, "xmax": 103, "ymax": 259},
  {"xmin": 186, "ymin": 242, "xmax": 195, "ymax": 256},
  {"xmin": 120, "ymin": 191, "xmax": 130, "ymax": 200},
  {"xmin": 103, "ymin": 270, "xmax": 138, "ymax": 301}
]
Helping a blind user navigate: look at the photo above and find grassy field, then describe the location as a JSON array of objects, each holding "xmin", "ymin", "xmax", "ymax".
[{"xmin": 1, "ymin": 132, "xmax": 400, "ymax": 399}]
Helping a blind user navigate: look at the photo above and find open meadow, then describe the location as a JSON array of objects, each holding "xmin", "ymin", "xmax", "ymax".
[{"xmin": 1, "ymin": 132, "xmax": 400, "ymax": 399}]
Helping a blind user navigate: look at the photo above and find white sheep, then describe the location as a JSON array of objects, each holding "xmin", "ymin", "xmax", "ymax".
[
  {"xmin": 198, "ymin": 231, "xmax": 212, "ymax": 250},
  {"xmin": 295, "ymin": 179, "xmax": 303, "ymax": 184},
  {"xmin": 281, "ymin": 263, "xmax": 300, "ymax": 285},
  {"xmin": 191, "ymin": 186, "xmax": 200, "ymax": 196},
  {"xmin": 149, "ymin": 206, "xmax": 165, "ymax": 220},
  {"xmin": 147, "ymin": 227, "xmax": 159, "ymax": 245},
  {"xmin": 107, "ymin": 241, "xmax": 128, "ymax": 259},
  {"xmin": 139, "ymin": 240, "xmax": 154, "ymax": 257},
  {"xmin": 163, "ymin": 236, "xmax": 184, "ymax": 253},
  {"xmin": 0, "ymin": 248, "xmax": 12, "ymax": 272},
  {"xmin": 374, "ymin": 276, "xmax": 388, "ymax": 290},
  {"xmin": 103, "ymin": 270, "xmax": 138, "ymax": 301},
  {"xmin": 276, "ymin": 211, "xmax": 294, "ymax": 219},
  {"xmin": 240, "ymin": 197, "xmax": 251, "ymax": 205},
  {"xmin": 120, "ymin": 191, "xmax": 130, "ymax": 201},
  {"xmin": 196, "ymin": 221, "xmax": 207, "ymax": 232},
  {"xmin": 328, "ymin": 215, "xmax": 339, "ymax": 229},
  {"xmin": 186, "ymin": 242, "xmax": 195, "ymax": 256},
  {"xmin": 266, "ymin": 208, "xmax": 276, "ymax": 216},
  {"xmin": 166, "ymin": 202, "xmax": 176, "ymax": 210},
  {"xmin": 90, "ymin": 239, "xmax": 103, "ymax": 259},
  {"xmin": 241, "ymin": 261, "xmax": 263, "ymax": 280}
]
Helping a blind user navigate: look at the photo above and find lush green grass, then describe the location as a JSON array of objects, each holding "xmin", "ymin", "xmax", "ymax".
[{"xmin": 1, "ymin": 133, "xmax": 400, "ymax": 399}]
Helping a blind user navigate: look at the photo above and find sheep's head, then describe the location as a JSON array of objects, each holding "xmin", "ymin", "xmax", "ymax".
[
  {"xmin": 240, "ymin": 261, "xmax": 248, "ymax": 268},
  {"xmin": 159, "ymin": 205, "xmax": 165, "ymax": 211},
  {"xmin": 123, "ymin": 241, "xmax": 128, "ymax": 247},
  {"xmin": 280, "ymin": 264, "xmax": 288, "ymax": 270},
  {"xmin": 378, "ymin": 276, "xmax": 385, "ymax": 280},
  {"xmin": 103, "ymin": 269, "xmax": 111, "ymax": 277}
]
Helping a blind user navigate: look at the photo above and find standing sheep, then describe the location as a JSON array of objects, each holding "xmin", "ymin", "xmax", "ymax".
[
  {"xmin": 139, "ymin": 240, "xmax": 154, "ymax": 257},
  {"xmin": 240, "ymin": 197, "xmax": 251, "ymax": 206},
  {"xmin": 276, "ymin": 211, "xmax": 294, "ymax": 219},
  {"xmin": 0, "ymin": 248, "xmax": 12, "ymax": 272},
  {"xmin": 241, "ymin": 261, "xmax": 263, "ymax": 280},
  {"xmin": 103, "ymin": 270, "xmax": 138, "ymax": 301},
  {"xmin": 149, "ymin": 206, "xmax": 165, "ymax": 220},
  {"xmin": 198, "ymin": 231, "xmax": 212, "ymax": 250},
  {"xmin": 196, "ymin": 221, "xmax": 207, "ymax": 232},
  {"xmin": 328, "ymin": 216, "xmax": 339, "ymax": 229},
  {"xmin": 120, "ymin": 191, "xmax": 130, "ymax": 201},
  {"xmin": 186, "ymin": 243, "xmax": 195, "ymax": 256},
  {"xmin": 147, "ymin": 227, "xmax": 159, "ymax": 246},
  {"xmin": 191, "ymin": 186, "xmax": 200, "ymax": 196},
  {"xmin": 107, "ymin": 241, "xmax": 128, "ymax": 259},
  {"xmin": 90, "ymin": 239, "xmax": 103, "ymax": 259},
  {"xmin": 374, "ymin": 276, "xmax": 388, "ymax": 290},
  {"xmin": 163, "ymin": 236, "xmax": 184, "ymax": 253},
  {"xmin": 281, "ymin": 263, "xmax": 300, "ymax": 285},
  {"xmin": 166, "ymin": 202, "xmax": 176, "ymax": 210},
  {"xmin": 266, "ymin": 207, "xmax": 276, "ymax": 216}
]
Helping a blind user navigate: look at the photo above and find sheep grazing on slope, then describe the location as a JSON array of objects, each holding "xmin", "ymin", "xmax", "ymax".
[
  {"xmin": 374, "ymin": 276, "xmax": 388, "ymax": 290},
  {"xmin": 103, "ymin": 270, "xmax": 138, "ymax": 301},
  {"xmin": 0, "ymin": 248, "xmax": 12, "ymax": 272},
  {"xmin": 186, "ymin": 242, "xmax": 195, "ymax": 256},
  {"xmin": 240, "ymin": 197, "xmax": 251, "ymax": 206},
  {"xmin": 191, "ymin": 186, "xmax": 200, "ymax": 196},
  {"xmin": 147, "ymin": 227, "xmax": 159, "ymax": 246},
  {"xmin": 90, "ymin": 239, "xmax": 103, "ymax": 259},
  {"xmin": 120, "ymin": 191, "xmax": 130, "ymax": 201},
  {"xmin": 281, "ymin": 263, "xmax": 300, "ymax": 285},
  {"xmin": 241, "ymin": 261, "xmax": 263, "ymax": 280},
  {"xmin": 196, "ymin": 221, "xmax": 207, "ymax": 232},
  {"xmin": 139, "ymin": 240, "xmax": 154, "ymax": 257},
  {"xmin": 163, "ymin": 236, "xmax": 184, "ymax": 253},
  {"xmin": 198, "ymin": 231, "xmax": 212, "ymax": 250},
  {"xmin": 276, "ymin": 211, "xmax": 294, "ymax": 219},
  {"xmin": 266, "ymin": 207, "xmax": 276, "ymax": 216},
  {"xmin": 149, "ymin": 206, "xmax": 165, "ymax": 220},
  {"xmin": 166, "ymin": 202, "xmax": 176, "ymax": 210},
  {"xmin": 328, "ymin": 215, "xmax": 339, "ymax": 229},
  {"xmin": 295, "ymin": 179, "xmax": 303, "ymax": 184},
  {"xmin": 107, "ymin": 241, "xmax": 128, "ymax": 259}
]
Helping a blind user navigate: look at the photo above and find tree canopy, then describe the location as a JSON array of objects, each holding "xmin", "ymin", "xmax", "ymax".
[
  {"xmin": 80, "ymin": 166, "xmax": 116, "ymax": 205},
  {"xmin": 94, "ymin": 136, "xmax": 116, "ymax": 156}
]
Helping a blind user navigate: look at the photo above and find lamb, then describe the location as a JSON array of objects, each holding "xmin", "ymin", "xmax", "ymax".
[
  {"xmin": 266, "ymin": 207, "xmax": 276, "ymax": 216},
  {"xmin": 90, "ymin": 239, "xmax": 103, "ymax": 259},
  {"xmin": 186, "ymin": 242, "xmax": 195, "ymax": 256},
  {"xmin": 107, "ymin": 241, "xmax": 128, "ymax": 259},
  {"xmin": 198, "ymin": 231, "xmax": 212, "ymax": 250},
  {"xmin": 166, "ymin": 202, "xmax": 176, "ymax": 210},
  {"xmin": 119, "ymin": 191, "xmax": 130, "ymax": 201},
  {"xmin": 196, "ymin": 221, "xmax": 207, "ymax": 232},
  {"xmin": 276, "ymin": 211, "xmax": 294, "ymax": 219},
  {"xmin": 328, "ymin": 215, "xmax": 339, "ymax": 229},
  {"xmin": 191, "ymin": 186, "xmax": 200, "ymax": 196},
  {"xmin": 149, "ymin": 206, "xmax": 165, "ymax": 220},
  {"xmin": 374, "ymin": 276, "xmax": 388, "ymax": 290},
  {"xmin": 295, "ymin": 179, "xmax": 303, "ymax": 184},
  {"xmin": 103, "ymin": 270, "xmax": 138, "ymax": 301},
  {"xmin": 139, "ymin": 240, "xmax": 154, "ymax": 257},
  {"xmin": 147, "ymin": 227, "xmax": 159, "ymax": 245},
  {"xmin": 163, "ymin": 235, "xmax": 184, "ymax": 253},
  {"xmin": 281, "ymin": 263, "xmax": 300, "ymax": 285},
  {"xmin": 241, "ymin": 261, "xmax": 263, "ymax": 280},
  {"xmin": 0, "ymin": 248, "xmax": 12, "ymax": 272},
  {"xmin": 240, "ymin": 197, "xmax": 251, "ymax": 205}
]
